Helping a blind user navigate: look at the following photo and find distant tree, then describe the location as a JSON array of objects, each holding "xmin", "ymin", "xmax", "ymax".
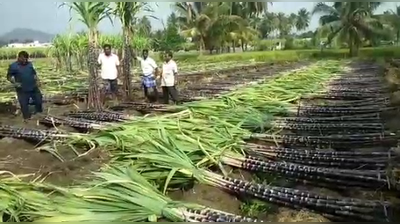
[
  {"xmin": 152, "ymin": 13, "xmax": 186, "ymax": 52},
  {"xmin": 295, "ymin": 8, "xmax": 311, "ymax": 31},
  {"xmin": 160, "ymin": 24, "xmax": 185, "ymax": 51},
  {"xmin": 167, "ymin": 12, "xmax": 179, "ymax": 28},
  {"xmin": 298, "ymin": 31, "xmax": 314, "ymax": 39},
  {"xmin": 22, "ymin": 39, "xmax": 34, "ymax": 43},
  {"xmin": 9, "ymin": 39, "xmax": 19, "ymax": 44},
  {"xmin": 137, "ymin": 16, "xmax": 152, "ymax": 36},
  {"xmin": 151, "ymin": 29, "xmax": 164, "ymax": 51}
]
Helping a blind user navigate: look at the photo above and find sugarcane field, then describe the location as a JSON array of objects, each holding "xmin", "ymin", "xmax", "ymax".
[{"xmin": 3, "ymin": 1, "xmax": 400, "ymax": 223}]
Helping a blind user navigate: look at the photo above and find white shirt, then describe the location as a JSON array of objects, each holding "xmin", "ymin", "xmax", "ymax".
[
  {"xmin": 161, "ymin": 60, "xmax": 178, "ymax": 87},
  {"xmin": 98, "ymin": 53, "xmax": 120, "ymax": 80},
  {"xmin": 137, "ymin": 56, "xmax": 157, "ymax": 76}
]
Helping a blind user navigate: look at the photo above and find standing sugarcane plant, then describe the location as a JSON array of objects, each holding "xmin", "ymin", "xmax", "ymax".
[
  {"xmin": 61, "ymin": 2, "xmax": 112, "ymax": 111},
  {"xmin": 51, "ymin": 33, "xmax": 75, "ymax": 72},
  {"xmin": 113, "ymin": 3, "xmax": 154, "ymax": 100}
]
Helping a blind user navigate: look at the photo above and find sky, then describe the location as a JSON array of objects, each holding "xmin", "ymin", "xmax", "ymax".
[{"xmin": 0, "ymin": 1, "xmax": 398, "ymax": 35}]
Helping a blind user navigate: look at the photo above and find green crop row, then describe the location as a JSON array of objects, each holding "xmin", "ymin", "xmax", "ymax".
[
  {"xmin": 1, "ymin": 46, "xmax": 399, "ymax": 62},
  {"xmin": 0, "ymin": 47, "xmax": 49, "ymax": 60},
  {"xmin": 193, "ymin": 47, "xmax": 400, "ymax": 63}
]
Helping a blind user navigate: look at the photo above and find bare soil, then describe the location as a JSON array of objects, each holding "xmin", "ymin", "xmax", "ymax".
[{"xmin": 0, "ymin": 102, "xmax": 109, "ymax": 185}]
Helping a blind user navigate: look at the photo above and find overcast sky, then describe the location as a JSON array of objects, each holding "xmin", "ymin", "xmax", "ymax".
[{"xmin": 0, "ymin": 1, "xmax": 398, "ymax": 35}]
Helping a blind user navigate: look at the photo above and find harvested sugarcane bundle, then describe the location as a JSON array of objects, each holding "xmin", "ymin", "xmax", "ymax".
[
  {"xmin": 299, "ymin": 102, "xmax": 382, "ymax": 111},
  {"xmin": 306, "ymin": 96, "xmax": 389, "ymax": 104},
  {"xmin": 305, "ymin": 99, "xmax": 389, "ymax": 108},
  {"xmin": 249, "ymin": 132, "xmax": 398, "ymax": 148},
  {"xmin": 328, "ymin": 81, "xmax": 381, "ymax": 86},
  {"xmin": 247, "ymin": 150, "xmax": 391, "ymax": 169},
  {"xmin": 271, "ymin": 122, "xmax": 384, "ymax": 134},
  {"xmin": 245, "ymin": 143, "xmax": 397, "ymax": 158},
  {"xmin": 302, "ymin": 93, "xmax": 385, "ymax": 100},
  {"xmin": 221, "ymin": 154, "xmax": 398, "ymax": 191},
  {"xmin": 328, "ymin": 83, "xmax": 387, "ymax": 89},
  {"xmin": 327, "ymin": 88, "xmax": 388, "ymax": 94},
  {"xmin": 34, "ymin": 167, "xmax": 260, "ymax": 222},
  {"xmin": 112, "ymin": 102, "xmax": 182, "ymax": 112},
  {"xmin": 39, "ymin": 116, "xmax": 107, "ymax": 130},
  {"xmin": 115, "ymin": 127, "xmax": 395, "ymax": 222},
  {"xmin": 209, "ymin": 175, "xmax": 392, "ymax": 222},
  {"xmin": 65, "ymin": 110, "xmax": 130, "ymax": 122},
  {"xmin": 297, "ymin": 105, "xmax": 396, "ymax": 117},
  {"xmin": 185, "ymin": 208, "xmax": 260, "ymax": 222},
  {"xmin": 0, "ymin": 125, "xmax": 70, "ymax": 142},
  {"xmin": 273, "ymin": 116, "xmax": 382, "ymax": 124}
]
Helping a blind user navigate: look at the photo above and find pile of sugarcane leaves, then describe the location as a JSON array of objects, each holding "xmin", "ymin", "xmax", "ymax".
[{"xmin": 1, "ymin": 60, "xmax": 394, "ymax": 222}]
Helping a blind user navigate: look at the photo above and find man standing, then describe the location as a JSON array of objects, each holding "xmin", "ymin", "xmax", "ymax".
[
  {"xmin": 134, "ymin": 49, "xmax": 158, "ymax": 102},
  {"xmin": 98, "ymin": 44, "xmax": 120, "ymax": 100},
  {"xmin": 160, "ymin": 51, "xmax": 180, "ymax": 104},
  {"xmin": 7, "ymin": 51, "xmax": 43, "ymax": 122}
]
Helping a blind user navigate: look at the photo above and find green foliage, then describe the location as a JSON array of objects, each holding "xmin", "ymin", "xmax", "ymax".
[
  {"xmin": 157, "ymin": 26, "xmax": 186, "ymax": 52},
  {"xmin": 284, "ymin": 36, "xmax": 295, "ymax": 50},
  {"xmin": 254, "ymin": 40, "xmax": 276, "ymax": 51},
  {"xmin": 313, "ymin": 2, "xmax": 387, "ymax": 56},
  {"xmin": 182, "ymin": 42, "xmax": 197, "ymax": 51}
]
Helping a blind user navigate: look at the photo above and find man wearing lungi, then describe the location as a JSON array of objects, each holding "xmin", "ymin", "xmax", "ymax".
[{"xmin": 135, "ymin": 49, "xmax": 159, "ymax": 102}]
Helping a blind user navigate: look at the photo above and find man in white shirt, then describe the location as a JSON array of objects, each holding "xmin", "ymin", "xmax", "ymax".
[
  {"xmin": 97, "ymin": 44, "xmax": 120, "ymax": 100},
  {"xmin": 134, "ymin": 49, "xmax": 159, "ymax": 102},
  {"xmin": 160, "ymin": 51, "xmax": 180, "ymax": 104}
]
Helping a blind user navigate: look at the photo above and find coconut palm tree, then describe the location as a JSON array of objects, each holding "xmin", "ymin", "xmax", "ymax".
[
  {"xmin": 113, "ymin": 2, "xmax": 153, "ymax": 100},
  {"xmin": 288, "ymin": 13, "xmax": 298, "ymax": 32},
  {"xmin": 296, "ymin": 8, "xmax": 311, "ymax": 31},
  {"xmin": 137, "ymin": 17, "xmax": 152, "ymax": 36},
  {"xmin": 167, "ymin": 12, "xmax": 179, "ymax": 28},
  {"xmin": 174, "ymin": 2, "xmax": 268, "ymax": 53},
  {"xmin": 276, "ymin": 12, "xmax": 291, "ymax": 37},
  {"xmin": 61, "ymin": 2, "xmax": 112, "ymax": 111},
  {"xmin": 174, "ymin": 2, "xmax": 209, "ymax": 54},
  {"xmin": 230, "ymin": 2, "xmax": 270, "ymax": 18},
  {"xmin": 313, "ymin": 2, "xmax": 385, "ymax": 56}
]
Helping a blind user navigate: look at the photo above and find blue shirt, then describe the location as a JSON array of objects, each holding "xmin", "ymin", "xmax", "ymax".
[{"xmin": 7, "ymin": 61, "xmax": 38, "ymax": 92}]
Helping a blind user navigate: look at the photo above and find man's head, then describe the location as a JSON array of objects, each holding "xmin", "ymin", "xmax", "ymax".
[
  {"xmin": 17, "ymin": 51, "xmax": 29, "ymax": 65},
  {"xmin": 164, "ymin": 51, "xmax": 173, "ymax": 62},
  {"xmin": 142, "ymin": 49, "xmax": 149, "ymax": 59},
  {"xmin": 103, "ymin": 44, "xmax": 112, "ymax": 56}
]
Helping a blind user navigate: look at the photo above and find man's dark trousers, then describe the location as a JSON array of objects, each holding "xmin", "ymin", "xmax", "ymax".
[
  {"xmin": 17, "ymin": 87, "xmax": 43, "ymax": 119},
  {"xmin": 162, "ymin": 86, "xmax": 179, "ymax": 104}
]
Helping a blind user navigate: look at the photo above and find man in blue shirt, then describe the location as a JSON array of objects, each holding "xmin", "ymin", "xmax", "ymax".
[{"xmin": 7, "ymin": 51, "xmax": 43, "ymax": 122}]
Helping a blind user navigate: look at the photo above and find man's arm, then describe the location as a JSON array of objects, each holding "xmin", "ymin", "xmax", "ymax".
[
  {"xmin": 150, "ymin": 59, "xmax": 159, "ymax": 77},
  {"xmin": 32, "ymin": 64, "xmax": 41, "ymax": 86},
  {"xmin": 6, "ymin": 65, "xmax": 14, "ymax": 83},
  {"xmin": 7, "ymin": 64, "xmax": 21, "ymax": 88},
  {"xmin": 115, "ymin": 55, "xmax": 120, "ymax": 67},
  {"xmin": 173, "ymin": 62, "xmax": 178, "ymax": 84},
  {"xmin": 115, "ymin": 56, "xmax": 121, "ymax": 78},
  {"xmin": 97, "ymin": 54, "xmax": 102, "ymax": 66}
]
